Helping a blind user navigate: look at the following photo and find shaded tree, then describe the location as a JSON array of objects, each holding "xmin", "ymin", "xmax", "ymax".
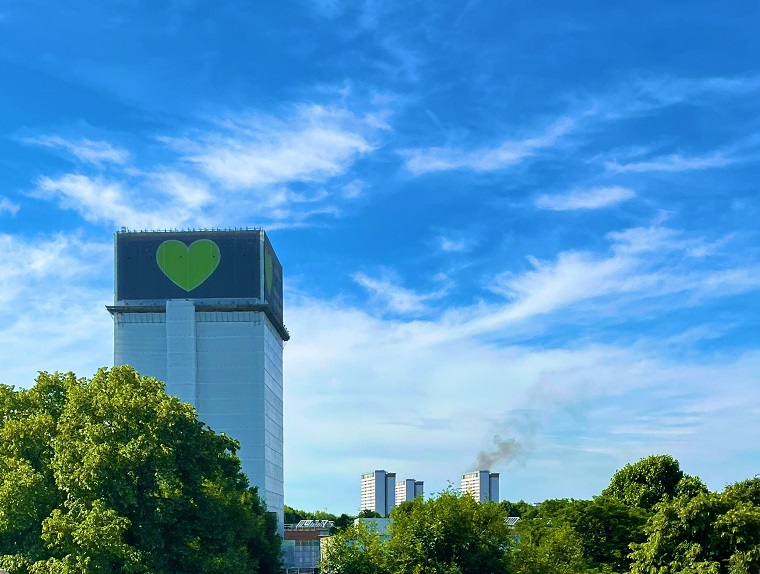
[
  {"xmin": 320, "ymin": 490, "xmax": 513, "ymax": 574},
  {"xmin": 602, "ymin": 455, "xmax": 687, "ymax": 510},
  {"xmin": 386, "ymin": 489, "xmax": 512, "ymax": 574},
  {"xmin": 0, "ymin": 367, "xmax": 281, "ymax": 574},
  {"xmin": 320, "ymin": 520, "xmax": 389, "ymax": 574},
  {"xmin": 511, "ymin": 497, "xmax": 646, "ymax": 573},
  {"xmin": 629, "ymin": 478, "xmax": 760, "ymax": 574},
  {"xmin": 500, "ymin": 500, "xmax": 534, "ymax": 518},
  {"xmin": 510, "ymin": 521, "xmax": 595, "ymax": 574}
]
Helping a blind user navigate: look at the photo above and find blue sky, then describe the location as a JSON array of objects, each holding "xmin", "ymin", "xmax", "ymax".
[{"xmin": 1, "ymin": 0, "xmax": 759, "ymax": 514}]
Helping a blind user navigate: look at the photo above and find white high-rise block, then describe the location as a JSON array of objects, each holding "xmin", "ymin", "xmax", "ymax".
[
  {"xmin": 461, "ymin": 470, "xmax": 500, "ymax": 503},
  {"xmin": 361, "ymin": 470, "xmax": 396, "ymax": 517},
  {"xmin": 110, "ymin": 230, "xmax": 287, "ymax": 535}
]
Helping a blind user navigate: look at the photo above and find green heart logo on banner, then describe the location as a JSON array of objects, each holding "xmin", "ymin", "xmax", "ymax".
[
  {"xmin": 265, "ymin": 250, "xmax": 274, "ymax": 296},
  {"xmin": 156, "ymin": 239, "xmax": 221, "ymax": 292}
]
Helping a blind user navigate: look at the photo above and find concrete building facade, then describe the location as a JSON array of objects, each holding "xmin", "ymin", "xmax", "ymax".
[
  {"xmin": 461, "ymin": 470, "xmax": 500, "ymax": 503},
  {"xmin": 361, "ymin": 470, "xmax": 396, "ymax": 517},
  {"xmin": 108, "ymin": 229, "xmax": 287, "ymax": 532},
  {"xmin": 395, "ymin": 478, "xmax": 424, "ymax": 505}
]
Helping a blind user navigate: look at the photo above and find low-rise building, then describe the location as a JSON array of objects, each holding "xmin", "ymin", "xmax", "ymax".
[{"xmin": 282, "ymin": 519, "xmax": 334, "ymax": 574}]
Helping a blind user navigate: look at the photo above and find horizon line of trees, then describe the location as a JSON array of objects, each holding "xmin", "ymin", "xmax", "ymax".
[{"xmin": 319, "ymin": 454, "xmax": 760, "ymax": 574}]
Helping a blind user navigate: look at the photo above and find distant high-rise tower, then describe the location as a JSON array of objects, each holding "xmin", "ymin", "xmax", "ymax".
[
  {"xmin": 395, "ymin": 478, "xmax": 424, "ymax": 505},
  {"xmin": 461, "ymin": 470, "xmax": 499, "ymax": 503},
  {"xmin": 108, "ymin": 229, "xmax": 287, "ymax": 533},
  {"xmin": 361, "ymin": 470, "xmax": 396, "ymax": 517}
]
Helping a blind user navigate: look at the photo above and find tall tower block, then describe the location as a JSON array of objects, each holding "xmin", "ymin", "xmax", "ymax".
[{"xmin": 107, "ymin": 229, "xmax": 288, "ymax": 532}]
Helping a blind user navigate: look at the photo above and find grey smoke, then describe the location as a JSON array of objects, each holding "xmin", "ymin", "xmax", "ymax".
[{"xmin": 476, "ymin": 435, "xmax": 521, "ymax": 470}]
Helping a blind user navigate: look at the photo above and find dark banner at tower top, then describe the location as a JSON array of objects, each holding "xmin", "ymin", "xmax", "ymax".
[
  {"xmin": 115, "ymin": 230, "xmax": 284, "ymax": 327},
  {"xmin": 263, "ymin": 233, "xmax": 284, "ymax": 327}
]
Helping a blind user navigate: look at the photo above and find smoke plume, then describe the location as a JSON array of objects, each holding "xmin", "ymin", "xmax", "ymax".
[{"xmin": 475, "ymin": 435, "xmax": 521, "ymax": 470}]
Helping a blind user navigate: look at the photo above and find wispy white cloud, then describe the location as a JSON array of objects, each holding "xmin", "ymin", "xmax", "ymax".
[
  {"xmin": 341, "ymin": 179, "xmax": 365, "ymax": 198},
  {"xmin": 438, "ymin": 236, "xmax": 468, "ymax": 252},
  {"xmin": 0, "ymin": 233, "xmax": 110, "ymax": 306},
  {"xmin": 605, "ymin": 152, "xmax": 733, "ymax": 173},
  {"xmin": 400, "ymin": 73, "xmax": 760, "ymax": 178},
  {"xmin": 535, "ymin": 186, "xmax": 635, "ymax": 210},
  {"xmin": 352, "ymin": 271, "xmax": 450, "ymax": 315},
  {"xmin": 284, "ymin": 287, "xmax": 760, "ymax": 510},
  {"xmin": 23, "ymin": 135, "xmax": 130, "ymax": 166},
  {"xmin": 426, "ymin": 225, "xmax": 759, "ymax": 345},
  {"xmin": 0, "ymin": 196, "xmax": 20, "ymax": 215},
  {"xmin": 601, "ymin": 74, "xmax": 760, "ymax": 118},
  {"xmin": 29, "ymin": 103, "xmax": 386, "ymax": 229},
  {"xmin": 0, "ymin": 233, "xmax": 113, "ymax": 387},
  {"xmin": 401, "ymin": 117, "xmax": 575, "ymax": 175},
  {"xmin": 168, "ymin": 105, "xmax": 379, "ymax": 189},
  {"xmin": 31, "ymin": 173, "xmax": 207, "ymax": 230}
]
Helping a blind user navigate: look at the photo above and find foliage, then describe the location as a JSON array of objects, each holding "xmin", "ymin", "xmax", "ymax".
[
  {"xmin": 510, "ymin": 521, "xmax": 598, "ymax": 574},
  {"xmin": 602, "ymin": 454, "xmax": 698, "ymax": 510},
  {"xmin": 512, "ymin": 497, "xmax": 646, "ymax": 573},
  {"xmin": 283, "ymin": 505, "xmax": 355, "ymax": 534},
  {"xmin": 499, "ymin": 500, "xmax": 534, "ymax": 518},
  {"xmin": 387, "ymin": 489, "xmax": 512, "ymax": 574},
  {"xmin": 629, "ymin": 478, "xmax": 760, "ymax": 574},
  {"xmin": 0, "ymin": 367, "xmax": 281, "ymax": 574},
  {"xmin": 283, "ymin": 505, "xmax": 341, "ymax": 525},
  {"xmin": 317, "ymin": 456, "xmax": 759, "ymax": 574},
  {"xmin": 320, "ymin": 520, "xmax": 390, "ymax": 574},
  {"xmin": 320, "ymin": 489, "xmax": 513, "ymax": 574}
]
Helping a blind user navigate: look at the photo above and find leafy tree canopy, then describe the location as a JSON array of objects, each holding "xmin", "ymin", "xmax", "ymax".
[
  {"xmin": 499, "ymin": 500, "xmax": 534, "ymax": 518},
  {"xmin": 629, "ymin": 478, "xmax": 760, "ymax": 574},
  {"xmin": 513, "ymin": 497, "xmax": 647, "ymax": 573},
  {"xmin": 0, "ymin": 367, "xmax": 281, "ymax": 574},
  {"xmin": 602, "ymin": 454, "xmax": 706, "ymax": 510},
  {"xmin": 321, "ymin": 490, "xmax": 513, "ymax": 574},
  {"xmin": 387, "ymin": 490, "xmax": 512, "ymax": 574}
]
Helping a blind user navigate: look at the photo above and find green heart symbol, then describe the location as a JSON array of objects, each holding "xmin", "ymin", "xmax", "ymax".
[
  {"xmin": 156, "ymin": 239, "xmax": 221, "ymax": 292},
  {"xmin": 265, "ymin": 250, "xmax": 274, "ymax": 296}
]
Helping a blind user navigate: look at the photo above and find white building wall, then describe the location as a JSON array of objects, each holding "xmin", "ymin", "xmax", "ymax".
[
  {"xmin": 462, "ymin": 470, "xmax": 497, "ymax": 503},
  {"xmin": 114, "ymin": 306, "xmax": 285, "ymax": 534},
  {"xmin": 113, "ymin": 313, "xmax": 166, "ymax": 382},
  {"xmin": 362, "ymin": 470, "xmax": 395, "ymax": 516},
  {"xmin": 396, "ymin": 478, "xmax": 423, "ymax": 505}
]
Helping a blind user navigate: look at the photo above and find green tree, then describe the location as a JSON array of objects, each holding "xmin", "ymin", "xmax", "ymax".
[
  {"xmin": 602, "ymin": 454, "xmax": 695, "ymax": 510},
  {"xmin": 386, "ymin": 489, "xmax": 512, "ymax": 574},
  {"xmin": 332, "ymin": 513, "xmax": 354, "ymax": 533},
  {"xmin": 320, "ymin": 490, "xmax": 513, "ymax": 574},
  {"xmin": 629, "ymin": 478, "xmax": 760, "ymax": 574},
  {"xmin": 284, "ymin": 505, "xmax": 307, "ymax": 525},
  {"xmin": 560, "ymin": 497, "xmax": 647, "ymax": 571},
  {"xmin": 500, "ymin": 500, "xmax": 534, "ymax": 518},
  {"xmin": 511, "ymin": 497, "xmax": 645, "ymax": 573},
  {"xmin": 510, "ymin": 521, "xmax": 596, "ymax": 574},
  {"xmin": 320, "ymin": 520, "xmax": 389, "ymax": 574},
  {"xmin": 0, "ymin": 367, "xmax": 281, "ymax": 574}
]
